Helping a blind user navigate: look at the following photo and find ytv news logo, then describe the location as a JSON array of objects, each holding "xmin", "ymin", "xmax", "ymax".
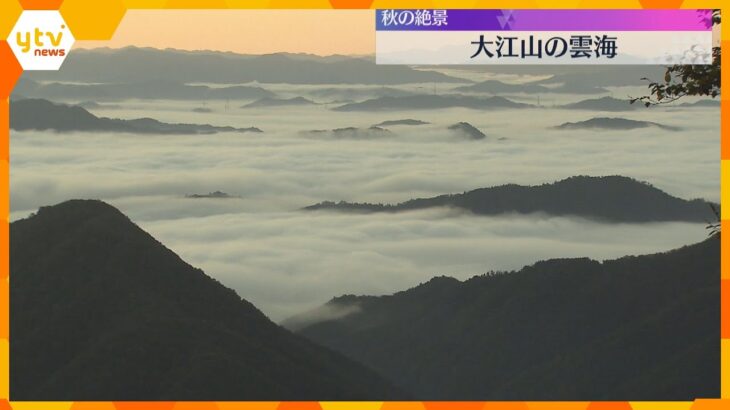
[{"xmin": 8, "ymin": 11, "xmax": 75, "ymax": 71}]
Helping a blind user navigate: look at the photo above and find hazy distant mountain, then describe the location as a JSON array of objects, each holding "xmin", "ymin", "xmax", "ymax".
[
  {"xmin": 13, "ymin": 78, "xmax": 274, "ymax": 102},
  {"xmin": 447, "ymin": 122, "xmax": 486, "ymax": 140},
  {"xmin": 307, "ymin": 87, "xmax": 417, "ymax": 100},
  {"xmin": 11, "ymin": 99, "xmax": 262, "ymax": 134},
  {"xmin": 547, "ymin": 82, "xmax": 611, "ymax": 94},
  {"xmin": 333, "ymin": 95, "xmax": 530, "ymax": 111},
  {"xmin": 25, "ymin": 47, "xmax": 467, "ymax": 85},
  {"xmin": 302, "ymin": 126, "xmax": 392, "ymax": 139},
  {"xmin": 455, "ymin": 79, "xmax": 609, "ymax": 95},
  {"xmin": 454, "ymin": 80, "xmax": 551, "ymax": 94},
  {"xmin": 532, "ymin": 66, "xmax": 666, "ymax": 87},
  {"xmin": 561, "ymin": 97, "xmax": 639, "ymax": 112},
  {"xmin": 241, "ymin": 97, "xmax": 316, "ymax": 108},
  {"xmin": 304, "ymin": 175, "xmax": 716, "ymax": 223},
  {"xmin": 291, "ymin": 236, "xmax": 719, "ymax": 400},
  {"xmin": 76, "ymin": 101, "xmax": 108, "ymax": 109},
  {"xmin": 185, "ymin": 191, "xmax": 235, "ymax": 199},
  {"xmin": 373, "ymin": 119, "xmax": 429, "ymax": 127},
  {"xmin": 555, "ymin": 117, "xmax": 680, "ymax": 131},
  {"xmin": 432, "ymin": 65, "xmax": 665, "ymax": 86},
  {"xmin": 675, "ymin": 99, "xmax": 721, "ymax": 108},
  {"xmin": 10, "ymin": 200, "xmax": 406, "ymax": 400}
]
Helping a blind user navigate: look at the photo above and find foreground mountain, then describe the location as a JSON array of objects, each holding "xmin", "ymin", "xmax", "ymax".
[
  {"xmin": 11, "ymin": 99, "xmax": 261, "ymax": 134},
  {"xmin": 555, "ymin": 117, "xmax": 680, "ymax": 131},
  {"xmin": 333, "ymin": 95, "xmax": 530, "ymax": 111},
  {"xmin": 304, "ymin": 175, "xmax": 716, "ymax": 223},
  {"xmin": 290, "ymin": 236, "xmax": 719, "ymax": 400},
  {"xmin": 10, "ymin": 200, "xmax": 405, "ymax": 400}
]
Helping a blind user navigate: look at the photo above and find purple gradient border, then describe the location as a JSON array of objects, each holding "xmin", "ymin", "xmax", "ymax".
[{"xmin": 375, "ymin": 9, "xmax": 714, "ymax": 31}]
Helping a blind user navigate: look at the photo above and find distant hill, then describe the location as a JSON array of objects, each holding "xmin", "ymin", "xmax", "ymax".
[
  {"xmin": 455, "ymin": 79, "xmax": 609, "ymax": 95},
  {"xmin": 242, "ymin": 97, "xmax": 316, "ymax": 108},
  {"xmin": 77, "ymin": 101, "xmax": 107, "ymax": 109},
  {"xmin": 454, "ymin": 80, "xmax": 551, "ymax": 94},
  {"xmin": 10, "ymin": 200, "xmax": 406, "ymax": 400},
  {"xmin": 333, "ymin": 95, "xmax": 530, "ymax": 111},
  {"xmin": 561, "ymin": 97, "xmax": 639, "ymax": 112},
  {"xmin": 373, "ymin": 119, "xmax": 429, "ymax": 127},
  {"xmin": 555, "ymin": 117, "xmax": 680, "ymax": 131},
  {"xmin": 307, "ymin": 87, "xmax": 416, "ymax": 100},
  {"xmin": 447, "ymin": 122, "xmax": 486, "ymax": 140},
  {"xmin": 302, "ymin": 126, "xmax": 392, "ymax": 139},
  {"xmin": 24, "ymin": 47, "xmax": 467, "ymax": 85},
  {"xmin": 532, "ymin": 66, "xmax": 666, "ymax": 87},
  {"xmin": 13, "ymin": 78, "xmax": 274, "ymax": 102},
  {"xmin": 675, "ymin": 99, "xmax": 720, "ymax": 108},
  {"xmin": 10, "ymin": 99, "xmax": 262, "ymax": 134},
  {"xmin": 185, "ymin": 191, "xmax": 235, "ymax": 199},
  {"xmin": 291, "ymin": 236, "xmax": 720, "ymax": 400},
  {"xmin": 304, "ymin": 175, "xmax": 717, "ymax": 223},
  {"xmin": 547, "ymin": 82, "xmax": 611, "ymax": 94}
]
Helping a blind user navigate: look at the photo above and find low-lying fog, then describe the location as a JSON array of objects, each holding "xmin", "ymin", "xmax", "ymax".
[{"xmin": 10, "ymin": 84, "xmax": 719, "ymax": 321}]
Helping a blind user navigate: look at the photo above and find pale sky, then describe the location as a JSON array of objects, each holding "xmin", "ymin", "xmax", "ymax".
[
  {"xmin": 76, "ymin": 10, "xmax": 721, "ymax": 56},
  {"xmin": 75, "ymin": 10, "xmax": 375, "ymax": 56}
]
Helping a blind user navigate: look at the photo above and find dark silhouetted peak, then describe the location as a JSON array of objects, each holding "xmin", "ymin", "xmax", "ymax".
[
  {"xmin": 448, "ymin": 122, "xmax": 486, "ymax": 140},
  {"xmin": 329, "ymin": 294, "xmax": 369, "ymax": 305},
  {"xmin": 36, "ymin": 198, "xmax": 124, "ymax": 220},
  {"xmin": 11, "ymin": 200, "xmax": 406, "ymax": 400},
  {"xmin": 28, "ymin": 198, "xmax": 112, "ymax": 221},
  {"xmin": 415, "ymin": 275, "xmax": 462, "ymax": 289},
  {"xmin": 525, "ymin": 257, "xmax": 602, "ymax": 275}
]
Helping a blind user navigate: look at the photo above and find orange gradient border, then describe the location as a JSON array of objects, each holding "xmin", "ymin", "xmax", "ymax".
[{"xmin": 0, "ymin": 0, "xmax": 727, "ymax": 409}]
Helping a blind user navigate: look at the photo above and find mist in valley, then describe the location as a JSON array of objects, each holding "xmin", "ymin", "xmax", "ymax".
[{"xmin": 10, "ymin": 61, "xmax": 720, "ymax": 321}]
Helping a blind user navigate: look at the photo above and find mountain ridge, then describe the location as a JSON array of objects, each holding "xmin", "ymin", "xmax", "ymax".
[
  {"xmin": 333, "ymin": 95, "xmax": 530, "ymax": 111},
  {"xmin": 290, "ymin": 236, "xmax": 720, "ymax": 400},
  {"xmin": 25, "ymin": 46, "xmax": 467, "ymax": 85},
  {"xmin": 10, "ymin": 199, "xmax": 406, "ymax": 400},
  {"xmin": 10, "ymin": 99, "xmax": 262, "ymax": 134},
  {"xmin": 555, "ymin": 117, "xmax": 680, "ymax": 131},
  {"xmin": 304, "ymin": 175, "xmax": 716, "ymax": 223}
]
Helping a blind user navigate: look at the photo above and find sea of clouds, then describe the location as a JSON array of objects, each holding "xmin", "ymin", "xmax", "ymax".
[{"xmin": 9, "ymin": 83, "xmax": 719, "ymax": 321}]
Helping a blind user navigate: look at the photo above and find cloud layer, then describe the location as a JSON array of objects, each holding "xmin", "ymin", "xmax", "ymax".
[{"xmin": 10, "ymin": 85, "xmax": 719, "ymax": 320}]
